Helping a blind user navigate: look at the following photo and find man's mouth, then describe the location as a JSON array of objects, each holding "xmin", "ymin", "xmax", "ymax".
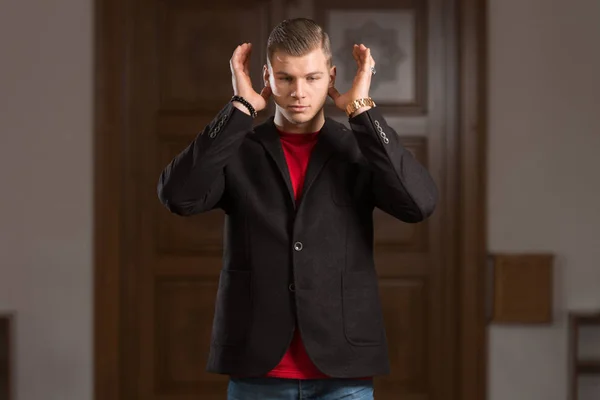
[{"xmin": 288, "ymin": 105, "xmax": 308, "ymax": 112}]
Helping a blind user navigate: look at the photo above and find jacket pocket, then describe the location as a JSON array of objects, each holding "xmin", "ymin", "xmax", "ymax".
[
  {"xmin": 211, "ymin": 269, "xmax": 252, "ymax": 346},
  {"xmin": 342, "ymin": 270, "xmax": 384, "ymax": 346}
]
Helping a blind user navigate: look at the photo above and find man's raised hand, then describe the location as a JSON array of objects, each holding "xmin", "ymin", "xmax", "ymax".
[
  {"xmin": 230, "ymin": 43, "xmax": 271, "ymax": 114},
  {"xmin": 328, "ymin": 44, "xmax": 375, "ymax": 113}
]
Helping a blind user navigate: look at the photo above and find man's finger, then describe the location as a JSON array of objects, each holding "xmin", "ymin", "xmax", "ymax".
[
  {"xmin": 353, "ymin": 44, "xmax": 360, "ymax": 67},
  {"xmin": 363, "ymin": 46, "xmax": 370, "ymax": 65},
  {"xmin": 235, "ymin": 44, "xmax": 244, "ymax": 68},
  {"xmin": 230, "ymin": 45, "xmax": 240, "ymax": 69},
  {"xmin": 367, "ymin": 48, "xmax": 375, "ymax": 66},
  {"xmin": 358, "ymin": 43, "xmax": 366, "ymax": 61},
  {"xmin": 360, "ymin": 47, "xmax": 372, "ymax": 74},
  {"xmin": 239, "ymin": 43, "xmax": 249, "ymax": 66},
  {"xmin": 235, "ymin": 45, "xmax": 248, "ymax": 70},
  {"xmin": 244, "ymin": 43, "xmax": 252, "ymax": 75},
  {"xmin": 355, "ymin": 44, "xmax": 369, "ymax": 71},
  {"xmin": 247, "ymin": 43, "xmax": 253, "ymax": 61},
  {"xmin": 260, "ymin": 85, "xmax": 272, "ymax": 102},
  {"xmin": 328, "ymin": 86, "xmax": 340, "ymax": 100}
]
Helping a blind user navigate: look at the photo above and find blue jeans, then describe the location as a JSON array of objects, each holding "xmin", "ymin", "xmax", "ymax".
[{"xmin": 227, "ymin": 377, "xmax": 374, "ymax": 400}]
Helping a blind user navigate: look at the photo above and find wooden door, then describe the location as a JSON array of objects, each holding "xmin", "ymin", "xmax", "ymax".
[
  {"xmin": 94, "ymin": 0, "xmax": 487, "ymax": 399},
  {"xmin": 311, "ymin": 0, "xmax": 452, "ymax": 398}
]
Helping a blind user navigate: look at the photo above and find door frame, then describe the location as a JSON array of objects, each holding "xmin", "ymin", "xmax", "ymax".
[{"xmin": 93, "ymin": 0, "xmax": 488, "ymax": 398}]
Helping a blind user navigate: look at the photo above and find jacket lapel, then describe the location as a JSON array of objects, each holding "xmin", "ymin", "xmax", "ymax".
[
  {"xmin": 298, "ymin": 118, "xmax": 336, "ymax": 204},
  {"xmin": 252, "ymin": 118, "xmax": 296, "ymax": 208},
  {"xmin": 252, "ymin": 117, "xmax": 338, "ymax": 209}
]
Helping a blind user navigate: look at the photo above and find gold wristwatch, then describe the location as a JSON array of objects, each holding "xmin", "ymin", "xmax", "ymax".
[{"xmin": 345, "ymin": 97, "xmax": 376, "ymax": 117}]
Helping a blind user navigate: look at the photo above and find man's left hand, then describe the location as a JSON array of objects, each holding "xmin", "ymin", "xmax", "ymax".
[{"xmin": 328, "ymin": 44, "xmax": 375, "ymax": 115}]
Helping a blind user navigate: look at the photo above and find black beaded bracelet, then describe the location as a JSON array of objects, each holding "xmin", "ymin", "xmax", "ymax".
[{"xmin": 231, "ymin": 95, "xmax": 257, "ymax": 118}]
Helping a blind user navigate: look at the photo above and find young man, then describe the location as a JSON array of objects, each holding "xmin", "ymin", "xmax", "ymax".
[{"xmin": 158, "ymin": 18, "xmax": 437, "ymax": 400}]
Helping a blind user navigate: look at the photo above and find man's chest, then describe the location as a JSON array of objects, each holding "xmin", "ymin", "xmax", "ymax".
[{"xmin": 224, "ymin": 139, "xmax": 371, "ymax": 216}]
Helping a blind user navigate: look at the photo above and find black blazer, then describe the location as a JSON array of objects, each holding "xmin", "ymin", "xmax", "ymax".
[{"xmin": 157, "ymin": 102, "xmax": 438, "ymax": 378}]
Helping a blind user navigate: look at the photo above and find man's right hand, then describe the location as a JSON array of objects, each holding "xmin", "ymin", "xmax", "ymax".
[{"xmin": 230, "ymin": 43, "xmax": 271, "ymax": 115}]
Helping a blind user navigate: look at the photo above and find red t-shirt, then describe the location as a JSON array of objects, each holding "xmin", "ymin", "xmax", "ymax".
[{"xmin": 265, "ymin": 129, "xmax": 329, "ymax": 379}]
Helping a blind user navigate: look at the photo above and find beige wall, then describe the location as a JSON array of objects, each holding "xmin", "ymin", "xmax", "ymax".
[
  {"xmin": 0, "ymin": 0, "xmax": 598, "ymax": 399},
  {"xmin": 487, "ymin": 0, "xmax": 600, "ymax": 399},
  {"xmin": 0, "ymin": 0, "xmax": 93, "ymax": 399}
]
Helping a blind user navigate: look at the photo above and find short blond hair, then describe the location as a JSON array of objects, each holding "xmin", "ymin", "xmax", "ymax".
[{"xmin": 267, "ymin": 18, "xmax": 332, "ymax": 66}]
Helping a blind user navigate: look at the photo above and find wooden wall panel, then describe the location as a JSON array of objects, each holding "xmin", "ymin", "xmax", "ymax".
[
  {"xmin": 155, "ymin": 278, "xmax": 225, "ymax": 395},
  {"xmin": 158, "ymin": 0, "xmax": 271, "ymax": 112},
  {"xmin": 378, "ymin": 279, "xmax": 428, "ymax": 395}
]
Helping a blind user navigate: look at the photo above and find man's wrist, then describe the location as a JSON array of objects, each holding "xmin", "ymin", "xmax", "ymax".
[
  {"xmin": 349, "ymin": 106, "xmax": 372, "ymax": 118},
  {"xmin": 232, "ymin": 101, "xmax": 251, "ymax": 116},
  {"xmin": 231, "ymin": 95, "xmax": 258, "ymax": 118},
  {"xmin": 345, "ymin": 97, "xmax": 375, "ymax": 117}
]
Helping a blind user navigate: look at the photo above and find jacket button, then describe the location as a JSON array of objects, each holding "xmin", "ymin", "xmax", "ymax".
[
  {"xmin": 289, "ymin": 283, "xmax": 295, "ymax": 292},
  {"xmin": 293, "ymin": 242, "xmax": 303, "ymax": 251}
]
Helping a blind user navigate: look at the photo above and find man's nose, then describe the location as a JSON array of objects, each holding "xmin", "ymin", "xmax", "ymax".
[{"xmin": 291, "ymin": 80, "xmax": 306, "ymax": 98}]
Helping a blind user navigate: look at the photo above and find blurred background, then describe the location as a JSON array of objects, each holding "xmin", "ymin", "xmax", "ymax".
[{"xmin": 0, "ymin": 0, "xmax": 599, "ymax": 399}]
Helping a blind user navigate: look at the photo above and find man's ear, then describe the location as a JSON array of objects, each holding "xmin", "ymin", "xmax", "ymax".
[
  {"xmin": 329, "ymin": 65, "xmax": 337, "ymax": 87},
  {"xmin": 263, "ymin": 64, "xmax": 270, "ymax": 87}
]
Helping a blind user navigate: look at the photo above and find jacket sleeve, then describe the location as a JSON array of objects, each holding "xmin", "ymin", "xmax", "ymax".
[
  {"xmin": 157, "ymin": 102, "xmax": 253, "ymax": 216},
  {"xmin": 349, "ymin": 107, "xmax": 438, "ymax": 223}
]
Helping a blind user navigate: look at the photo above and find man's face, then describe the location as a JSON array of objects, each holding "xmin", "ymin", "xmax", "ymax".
[{"xmin": 264, "ymin": 46, "xmax": 336, "ymax": 126}]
